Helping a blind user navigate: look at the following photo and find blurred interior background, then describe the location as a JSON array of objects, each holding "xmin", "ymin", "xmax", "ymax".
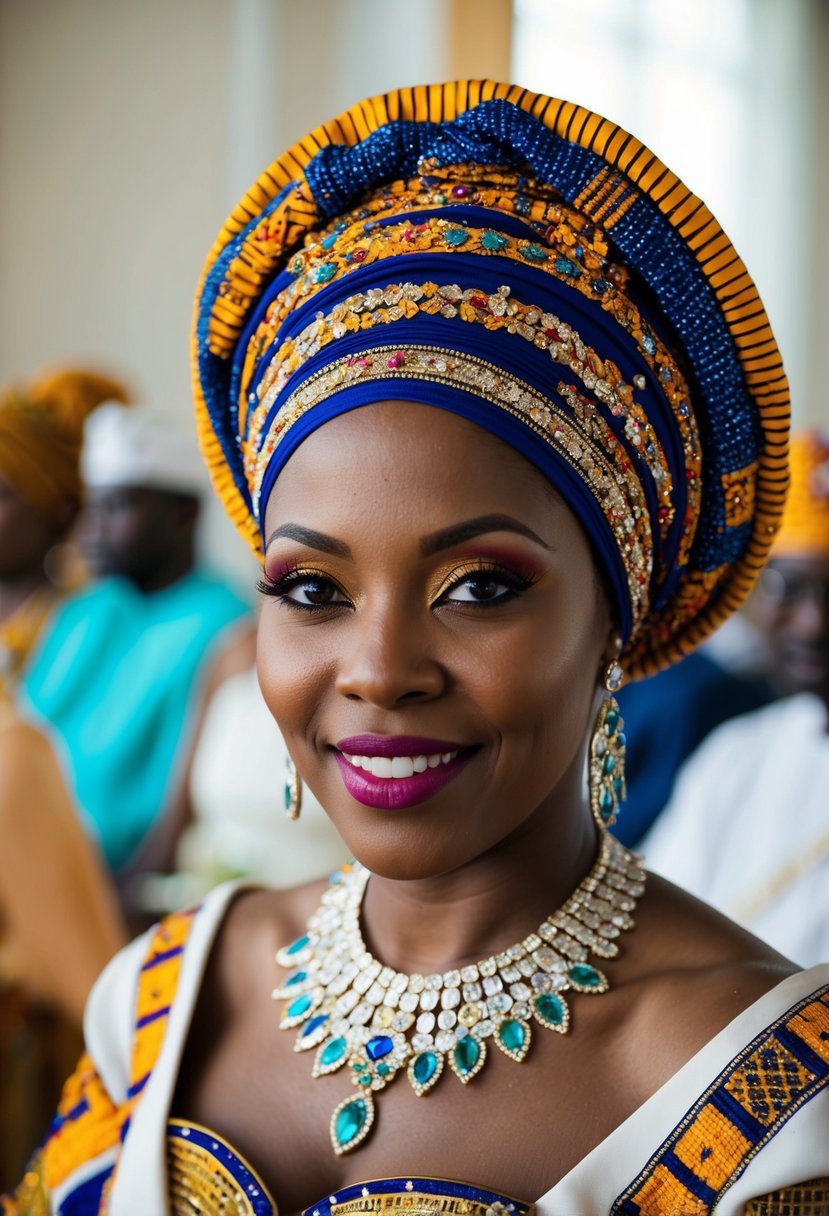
[{"xmin": 1, "ymin": 0, "xmax": 826, "ymax": 589}]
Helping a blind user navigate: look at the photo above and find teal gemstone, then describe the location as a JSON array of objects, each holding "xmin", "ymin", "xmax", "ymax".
[
  {"xmin": 569, "ymin": 964, "xmax": 602, "ymax": 988},
  {"xmin": 322, "ymin": 232, "xmax": 339, "ymax": 249},
  {"xmin": 520, "ymin": 243, "xmax": 548, "ymax": 262},
  {"xmin": 335, "ymin": 1098, "xmax": 367, "ymax": 1148},
  {"xmin": 604, "ymin": 709, "xmax": 619, "ymax": 735},
  {"xmin": 376, "ymin": 1062, "xmax": 390, "ymax": 1076},
  {"xmin": 286, "ymin": 934, "xmax": 309, "ymax": 955},
  {"xmin": 554, "ymin": 256, "xmax": 581, "ymax": 277},
  {"xmin": 413, "ymin": 1051, "xmax": 438, "ymax": 1085},
  {"xmin": 535, "ymin": 993, "xmax": 565, "ymax": 1026},
  {"xmin": 358, "ymin": 1073, "xmax": 372, "ymax": 1086},
  {"xmin": 314, "ymin": 262, "xmax": 337, "ymax": 283},
  {"xmin": 603, "ymin": 755, "xmax": 616, "ymax": 775},
  {"xmin": 287, "ymin": 993, "xmax": 313, "ymax": 1018},
  {"xmin": 320, "ymin": 1037, "xmax": 347, "ymax": 1068},
  {"xmin": 285, "ymin": 970, "xmax": 307, "ymax": 987},
  {"xmin": 481, "ymin": 230, "xmax": 508, "ymax": 251},
  {"xmin": 444, "ymin": 227, "xmax": 469, "ymax": 246},
  {"xmin": 498, "ymin": 1018, "xmax": 525, "ymax": 1053},
  {"xmin": 600, "ymin": 787, "xmax": 614, "ymax": 814},
  {"xmin": 454, "ymin": 1036, "xmax": 481, "ymax": 1075}
]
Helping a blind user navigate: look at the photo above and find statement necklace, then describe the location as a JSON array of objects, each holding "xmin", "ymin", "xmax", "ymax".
[{"xmin": 273, "ymin": 831, "xmax": 645, "ymax": 1156}]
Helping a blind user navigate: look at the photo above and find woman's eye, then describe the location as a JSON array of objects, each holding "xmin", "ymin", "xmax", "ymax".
[
  {"xmin": 440, "ymin": 567, "xmax": 533, "ymax": 605},
  {"xmin": 258, "ymin": 572, "xmax": 347, "ymax": 609}
]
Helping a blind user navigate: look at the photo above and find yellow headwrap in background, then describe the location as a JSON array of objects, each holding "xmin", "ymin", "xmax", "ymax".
[
  {"xmin": 773, "ymin": 430, "xmax": 829, "ymax": 559},
  {"xmin": 0, "ymin": 369, "xmax": 129, "ymax": 530}
]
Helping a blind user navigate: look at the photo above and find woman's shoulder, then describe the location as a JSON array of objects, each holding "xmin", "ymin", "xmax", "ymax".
[{"xmin": 619, "ymin": 873, "xmax": 805, "ymax": 1098}]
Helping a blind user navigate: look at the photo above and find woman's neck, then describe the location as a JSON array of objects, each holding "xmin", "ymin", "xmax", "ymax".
[{"xmin": 360, "ymin": 801, "xmax": 598, "ymax": 978}]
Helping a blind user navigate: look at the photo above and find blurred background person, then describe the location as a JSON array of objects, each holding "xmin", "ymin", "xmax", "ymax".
[
  {"xmin": 614, "ymin": 649, "xmax": 774, "ymax": 847},
  {"xmin": 0, "ymin": 368, "xmax": 128, "ymax": 693},
  {"xmin": 0, "ymin": 693, "xmax": 125, "ymax": 1190},
  {"xmin": 643, "ymin": 430, "xmax": 829, "ymax": 966},
  {"xmin": 0, "ymin": 366, "xmax": 128, "ymax": 1186},
  {"xmin": 21, "ymin": 402, "xmax": 251, "ymax": 920}
]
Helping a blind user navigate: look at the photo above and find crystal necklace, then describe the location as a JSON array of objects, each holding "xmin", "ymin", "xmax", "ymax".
[{"xmin": 273, "ymin": 830, "xmax": 645, "ymax": 1156}]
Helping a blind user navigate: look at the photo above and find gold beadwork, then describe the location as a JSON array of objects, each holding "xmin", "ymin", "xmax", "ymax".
[{"xmin": 251, "ymin": 342, "xmax": 653, "ymax": 631}]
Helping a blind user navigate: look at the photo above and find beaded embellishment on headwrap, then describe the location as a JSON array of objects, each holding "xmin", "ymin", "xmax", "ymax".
[{"xmin": 193, "ymin": 81, "xmax": 790, "ymax": 678}]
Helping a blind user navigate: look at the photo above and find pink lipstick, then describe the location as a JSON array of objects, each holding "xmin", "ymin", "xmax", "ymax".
[{"xmin": 334, "ymin": 735, "xmax": 474, "ymax": 810}]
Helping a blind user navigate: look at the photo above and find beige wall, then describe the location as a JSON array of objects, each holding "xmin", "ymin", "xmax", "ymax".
[{"xmin": 0, "ymin": 0, "xmax": 512, "ymax": 585}]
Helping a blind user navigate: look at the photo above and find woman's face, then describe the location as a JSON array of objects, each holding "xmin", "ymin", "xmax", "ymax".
[
  {"xmin": 259, "ymin": 401, "xmax": 613, "ymax": 878},
  {"xmin": 0, "ymin": 474, "xmax": 57, "ymax": 580}
]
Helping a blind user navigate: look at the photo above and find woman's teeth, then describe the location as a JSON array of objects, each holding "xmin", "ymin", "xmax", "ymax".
[{"xmin": 345, "ymin": 751, "xmax": 458, "ymax": 779}]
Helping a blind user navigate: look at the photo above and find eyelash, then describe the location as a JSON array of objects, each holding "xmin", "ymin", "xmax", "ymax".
[
  {"xmin": 257, "ymin": 561, "xmax": 538, "ymax": 613},
  {"xmin": 435, "ymin": 562, "xmax": 537, "ymax": 608},
  {"xmin": 257, "ymin": 566, "xmax": 346, "ymax": 613}
]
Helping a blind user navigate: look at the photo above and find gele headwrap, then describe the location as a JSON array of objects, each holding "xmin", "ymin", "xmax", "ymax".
[
  {"xmin": 0, "ymin": 368, "xmax": 129, "ymax": 528},
  {"xmin": 192, "ymin": 81, "xmax": 789, "ymax": 678},
  {"xmin": 772, "ymin": 430, "xmax": 829, "ymax": 559}
]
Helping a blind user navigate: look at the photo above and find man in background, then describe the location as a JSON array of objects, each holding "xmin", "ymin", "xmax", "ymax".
[
  {"xmin": 21, "ymin": 403, "xmax": 251, "ymax": 909},
  {"xmin": 643, "ymin": 430, "xmax": 829, "ymax": 966}
]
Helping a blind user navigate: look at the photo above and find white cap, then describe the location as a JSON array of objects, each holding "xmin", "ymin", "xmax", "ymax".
[{"xmin": 82, "ymin": 402, "xmax": 206, "ymax": 497}]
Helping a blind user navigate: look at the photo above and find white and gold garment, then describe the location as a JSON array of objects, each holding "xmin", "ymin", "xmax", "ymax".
[{"xmin": 4, "ymin": 883, "xmax": 828, "ymax": 1216}]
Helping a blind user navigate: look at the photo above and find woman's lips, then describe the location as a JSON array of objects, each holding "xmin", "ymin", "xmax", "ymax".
[{"xmin": 333, "ymin": 736, "xmax": 474, "ymax": 810}]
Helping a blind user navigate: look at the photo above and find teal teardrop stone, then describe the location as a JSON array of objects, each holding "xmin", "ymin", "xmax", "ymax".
[
  {"xmin": 535, "ymin": 993, "xmax": 565, "ymax": 1026},
  {"xmin": 286, "ymin": 934, "xmax": 309, "ymax": 955},
  {"xmin": 320, "ymin": 1037, "xmax": 347, "ymax": 1068},
  {"xmin": 287, "ymin": 993, "xmax": 313, "ymax": 1018},
  {"xmin": 498, "ymin": 1018, "xmax": 525, "ymax": 1053},
  {"xmin": 604, "ymin": 709, "xmax": 619, "ymax": 735},
  {"xmin": 285, "ymin": 969, "xmax": 307, "ymax": 987},
  {"xmin": 335, "ymin": 1098, "xmax": 367, "ymax": 1148},
  {"xmin": 570, "ymin": 964, "xmax": 601, "ymax": 987},
  {"xmin": 454, "ymin": 1036, "xmax": 481, "ymax": 1075},
  {"xmin": 603, "ymin": 754, "xmax": 616, "ymax": 775},
  {"xmin": 413, "ymin": 1051, "xmax": 438, "ymax": 1085}
]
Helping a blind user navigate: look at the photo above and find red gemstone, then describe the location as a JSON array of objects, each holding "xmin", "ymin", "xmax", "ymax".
[
  {"xmin": 350, "ymin": 248, "xmax": 367, "ymax": 262},
  {"xmin": 545, "ymin": 328, "xmax": 562, "ymax": 341},
  {"xmin": 470, "ymin": 296, "xmax": 488, "ymax": 309}
]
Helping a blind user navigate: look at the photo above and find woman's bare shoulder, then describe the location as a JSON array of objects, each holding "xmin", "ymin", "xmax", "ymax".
[
  {"xmin": 618, "ymin": 872, "xmax": 799, "ymax": 1098},
  {"xmin": 199, "ymin": 878, "xmax": 329, "ymax": 1014}
]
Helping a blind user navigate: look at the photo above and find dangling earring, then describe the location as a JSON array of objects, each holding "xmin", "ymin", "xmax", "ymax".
[
  {"xmin": 589, "ymin": 660, "xmax": 626, "ymax": 830},
  {"xmin": 284, "ymin": 756, "xmax": 302, "ymax": 821}
]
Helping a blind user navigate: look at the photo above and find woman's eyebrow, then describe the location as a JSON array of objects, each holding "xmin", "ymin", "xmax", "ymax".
[
  {"xmin": 265, "ymin": 523, "xmax": 352, "ymax": 557},
  {"xmin": 419, "ymin": 514, "xmax": 551, "ymax": 556}
]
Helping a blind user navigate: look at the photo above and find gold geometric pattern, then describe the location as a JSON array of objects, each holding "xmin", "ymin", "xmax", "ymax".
[
  {"xmin": 744, "ymin": 1177, "xmax": 829, "ymax": 1216},
  {"xmin": 724, "ymin": 1040, "xmax": 815, "ymax": 1127}
]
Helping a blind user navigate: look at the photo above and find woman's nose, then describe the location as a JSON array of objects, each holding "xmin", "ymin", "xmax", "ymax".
[{"xmin": 334, "ymin": 607, "xmax": 445, "ymax": 707}]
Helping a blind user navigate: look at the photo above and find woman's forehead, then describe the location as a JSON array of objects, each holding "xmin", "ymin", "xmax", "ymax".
[{"xmin": 265, "ymin": 400, "xmax": 562, "ymax": 517}]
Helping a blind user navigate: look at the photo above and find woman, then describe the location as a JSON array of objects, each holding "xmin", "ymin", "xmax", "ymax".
[
  {"xmin": 6, "ymin": 83, "xmax": 828, "ymax": 1214},
  {"xmin": 0, "ymin": 368, "xmax": 127, "ymax": 693}
]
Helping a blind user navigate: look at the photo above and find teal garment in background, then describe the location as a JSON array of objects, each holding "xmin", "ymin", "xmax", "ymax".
[{"xmin": 21, "ymin": 570, "xmax": 251, "ymax": 869}]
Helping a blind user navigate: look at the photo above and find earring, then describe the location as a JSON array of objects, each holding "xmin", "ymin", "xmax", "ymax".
[
  {"xmin": 284, "ymin": 756, "xmax": 302, "ymax": 821},
  {"xmin": 589, "ymin": 660, "xmax": 626, "ymax": 830}
]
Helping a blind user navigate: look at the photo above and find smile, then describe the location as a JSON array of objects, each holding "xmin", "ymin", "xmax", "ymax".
[
  {"xmin": 333, "ymin": 736, "xmax": 473, "ymax": 810},
  {"xmin": 343, "ymin": 751, "xmax": 459, "ymax": 778}
]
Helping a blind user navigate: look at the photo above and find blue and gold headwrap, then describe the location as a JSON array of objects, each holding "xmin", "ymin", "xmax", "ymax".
[{"xmin": 192, "ymin": 82, "xmax": 789, "ymax": 678}]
